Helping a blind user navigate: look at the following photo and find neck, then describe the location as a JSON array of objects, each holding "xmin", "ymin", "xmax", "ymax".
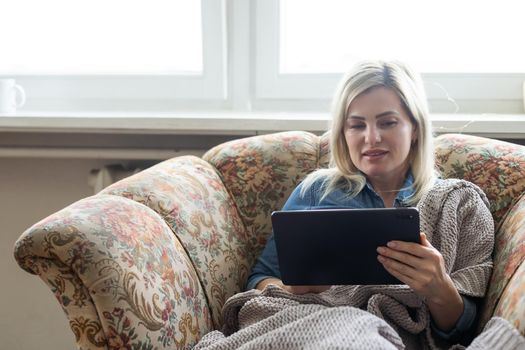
[
  {"xmin": 368, "ymin": 173, "xmax": 408, "ymax": 208},
  {"xmin": 378, "ymin": 192, "xmax": 398, "ymax": 208},
  {"xmin": 369, "ymin": 176, "xmax": 405, "ymax": 195}
]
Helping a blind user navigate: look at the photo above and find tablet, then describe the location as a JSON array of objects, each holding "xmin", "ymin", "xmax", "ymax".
[{"xmin": 271, "ymin": 207, "xmax": 420, "ymax": 285}]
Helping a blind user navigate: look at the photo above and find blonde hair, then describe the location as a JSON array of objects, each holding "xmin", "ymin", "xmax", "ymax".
[{"xmin": 301, "ymin": 60, "xmax": 436, "ymax": 205}]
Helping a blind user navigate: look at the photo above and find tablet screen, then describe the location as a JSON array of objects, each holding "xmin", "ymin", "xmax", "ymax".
[{"xmin": 271, "ymin": 207, "xmax": 420, "ymax": 285}]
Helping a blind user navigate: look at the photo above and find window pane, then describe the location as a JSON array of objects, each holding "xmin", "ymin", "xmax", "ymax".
[
  {"xmin": 0, "ymin": 0, "xmax": 202, "ymax": 75},
  {"xmin": 280, "ymin": 0, "xmax": 525, "ymax": 73}
]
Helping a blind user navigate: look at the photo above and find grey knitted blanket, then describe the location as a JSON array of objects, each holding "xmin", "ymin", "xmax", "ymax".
[{"xmin": 195, "ymin": 180, "xmax": 514, "ymax": 349}]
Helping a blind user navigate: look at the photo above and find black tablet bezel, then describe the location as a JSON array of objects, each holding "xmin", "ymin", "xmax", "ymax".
[{"xmin": 271, "ymin": 207, "xmax": 420, "ymax": 285}]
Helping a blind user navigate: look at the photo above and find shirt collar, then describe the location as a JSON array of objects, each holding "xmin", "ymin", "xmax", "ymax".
[{"xmin": 396, "ymin": 172, "xmax": 415, "ymax": 204}]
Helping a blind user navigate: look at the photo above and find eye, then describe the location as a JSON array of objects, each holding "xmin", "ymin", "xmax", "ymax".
[
  {"xmin": 380, "ymin": 120, "xmax": 398, "ymax": 128},
  {"xmin": 348, "ymin": 124, "xmax": 365, "ymax": 129}
]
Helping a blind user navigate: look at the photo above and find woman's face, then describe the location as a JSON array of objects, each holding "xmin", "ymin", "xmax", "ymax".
[{"xmin": 344, "ymin": 86, "xmax": 416, "ymax": 188}]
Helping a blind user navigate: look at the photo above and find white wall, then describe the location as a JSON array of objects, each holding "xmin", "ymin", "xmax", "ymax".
[{"xmin": 0, "ymin": 158, "xmax": 118, "ymax": 349}]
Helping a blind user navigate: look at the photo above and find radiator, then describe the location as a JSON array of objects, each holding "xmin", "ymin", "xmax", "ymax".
[{"xmin": 88, "ymin": 164, "xmax": 141, "ymax": 194}]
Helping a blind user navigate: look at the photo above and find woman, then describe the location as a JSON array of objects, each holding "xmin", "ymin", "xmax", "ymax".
[{"xmin": 245, "ymin": 60, "xmax": 492, "ymax": 344}]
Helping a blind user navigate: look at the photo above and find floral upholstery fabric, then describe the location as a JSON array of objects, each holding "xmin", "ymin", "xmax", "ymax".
[
  {"xmin": 493, "ymin": 256, "xmax": 525, "ymax": 333},
  {"xmin": 484, "ymin": 195, "xmax": 525, "ymax": 333},
  {"xmin": 202, "ymin": 131, "xmax": 325, "ymax": 266},
  {"xmin": 15, "ymin": 195, "xmax": 213, "ymax": 349},
  {"xmin": 434, "ymin": 134, "xmax": 525, "ymax": 228},
  {"xmin": 24, "ymin": 256, "xmax": 105, "ymax": 349},
  {"xmin": 14, "ymin": 131, "xmax": 525, "ymax": 350},
  {"xmin": 100, "ymin": 156, "xmax": 251, "ymax": 330}
]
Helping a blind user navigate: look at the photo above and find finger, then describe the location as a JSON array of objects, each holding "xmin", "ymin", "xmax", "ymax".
[
  {"xmin": 379, "ymin": 257, "xmax": 417, "ymax": 285},
  {"xmin": 311, "ymin": 285, "xmax": 332, "ymax": 293},
  {"xmin": 386, "ymin": 240, "xmax": 433, "ymax": 259},
  {"xmin": 288, "ymin": 286, "xmax": 310, "ymax": 294},
  {"xmin": 420, "ymin": 232, "xmax": 433, "ymax": 248},
  {"xmin": 377, "ymin": 246, "xmax": 421, "ymax": 268},
  {"xmin": 378, "ymin": 254, "xmax": 424, "ymax": 281},
  {"xmin": 287, "ymin": 285, "xmax": 329, "ymax": 294}
]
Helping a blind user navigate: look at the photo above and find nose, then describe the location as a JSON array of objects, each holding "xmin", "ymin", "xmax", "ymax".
[{"xmin": 365, "ymin": 126, "xmax": 381, "ymax": 145}]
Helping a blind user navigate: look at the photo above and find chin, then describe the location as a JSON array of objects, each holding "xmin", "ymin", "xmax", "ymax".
[
  {"xmin": 361, "ymin": 169, "xmax": 387, "ymax": 178},
  {"xmin": 361, "ymin": 167, "xmax": 389, "ymax": 177}
]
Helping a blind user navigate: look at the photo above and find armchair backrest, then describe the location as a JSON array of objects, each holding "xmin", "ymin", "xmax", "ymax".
[
  {"xmin": 203, "ymin": 131, "xmax": 331, "ymax": 267},
  {"xmin": 434, "ymin": 134, "xmax": 525, "ymax": 228}
]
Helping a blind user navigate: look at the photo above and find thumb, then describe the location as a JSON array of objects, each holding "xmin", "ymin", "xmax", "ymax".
[{"xmin": 420, "ymin": 232, "xmax": 432, "ymax": 247}]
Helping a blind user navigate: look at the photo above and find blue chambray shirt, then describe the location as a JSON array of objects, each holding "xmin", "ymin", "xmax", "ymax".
[{"xmin": 245, "ymin": 172, "xmax": 477, "ymax": 344}]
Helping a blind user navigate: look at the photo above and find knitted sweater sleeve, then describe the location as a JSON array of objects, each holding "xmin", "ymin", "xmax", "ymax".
[{"xmin": 419, "ymin": 180, "xmax": 495, "ymax": 297}]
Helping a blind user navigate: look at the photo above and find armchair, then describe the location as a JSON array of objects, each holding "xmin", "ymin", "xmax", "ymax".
[{"xmin": 14, "ymin": 131, "xmax": 525, "ymax": 349}]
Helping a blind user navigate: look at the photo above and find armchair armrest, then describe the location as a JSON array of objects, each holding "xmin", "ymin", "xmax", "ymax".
[
  {"xmin": 14, "ymin": 195, "xmax": 212, "ymax": 349},
  {"xmin": 99, "ymin": 156, "xmax": 253, "ymax": 328},
  {"xmin": 479, "ymin": 195, "xmax": 525, "ymax": 336}
]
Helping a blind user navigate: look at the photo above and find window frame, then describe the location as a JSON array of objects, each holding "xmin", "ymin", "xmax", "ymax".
[{"xmin": 253, "ymin": 0, "xmax": 525, "ymax": 114}]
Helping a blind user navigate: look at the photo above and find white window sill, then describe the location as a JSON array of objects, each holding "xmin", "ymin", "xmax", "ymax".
[{"xmin": 1, "ymin": 112, "xmax": 525, "ymax": 138}]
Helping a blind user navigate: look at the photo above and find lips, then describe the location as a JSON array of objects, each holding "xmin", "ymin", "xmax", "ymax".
[{"xmin": 363, "ymin": 149, "xmax": 388, "ymax": 157}]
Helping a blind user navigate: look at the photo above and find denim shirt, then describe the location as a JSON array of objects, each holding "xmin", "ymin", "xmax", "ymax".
[{"xmin": 245, "ymin": 173, "xmax": 477, "ymax": 343}]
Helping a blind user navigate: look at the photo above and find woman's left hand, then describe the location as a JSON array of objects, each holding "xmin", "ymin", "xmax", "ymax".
[
  {"xmin": 376, "ymin": 232, "xmax": 456, "ymax": 304},
  {"xmin": 377, "ymin": 232, "xmax": 465, "ymax": 331}
]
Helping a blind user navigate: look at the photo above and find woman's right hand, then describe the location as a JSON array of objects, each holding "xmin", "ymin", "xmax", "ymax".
[
  {"xmin": 256, "ymin": 278, "xmax": 331, "ymax": 294},
  {"xmin": 283, "ymin": 285, "xmax": 332, "ymax": 294}
]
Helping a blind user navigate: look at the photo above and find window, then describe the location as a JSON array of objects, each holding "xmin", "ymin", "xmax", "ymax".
[
  {"xmin": 279, "ymin": 0, "xmax": 525, "ymax": 74},
  {"xmin": 255, "ymin": 0, "xmax": 525, "ymax": 113},
  {"xmin": 1, "ymin": 0, "xmax": 203, "ymax": 75},
  {"xmin": 0, "ymin": 0, "xmax": 226, "ymax": 111}
]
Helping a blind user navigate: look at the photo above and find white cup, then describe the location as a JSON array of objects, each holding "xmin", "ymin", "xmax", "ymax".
[{"xmin": 0, "ymin": 79, "xmax": 26, "ymax": 114}]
